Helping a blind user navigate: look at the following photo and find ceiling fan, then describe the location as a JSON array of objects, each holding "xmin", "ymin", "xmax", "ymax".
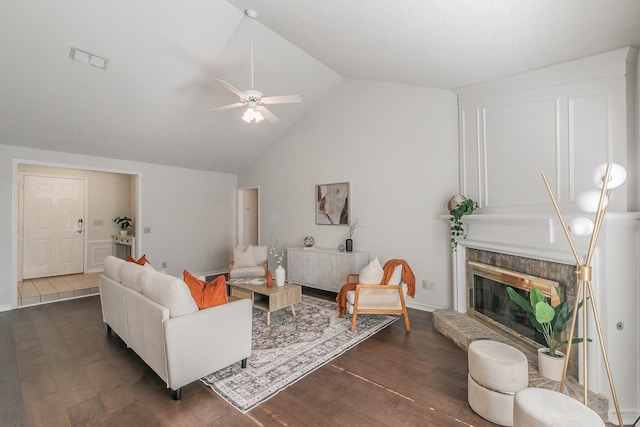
[{"xmin": 208, "ymin": 9, "xmax": 302, "ymax": 124}]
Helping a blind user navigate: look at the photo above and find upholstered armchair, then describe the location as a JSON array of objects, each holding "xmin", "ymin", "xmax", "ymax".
[
  {"xmin": 228, "ymin": 245, "xmax": 268, "ymax": 279},
  {"xmin": 342, "ymin": 258, "xmax": 413, "ymax": 333}
]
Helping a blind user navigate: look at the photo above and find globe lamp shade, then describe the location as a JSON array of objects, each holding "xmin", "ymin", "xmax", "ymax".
[
  {"xmin": 576, "ymin": 190, "xmax": 608, "ymax": 213},
  {"xmin": 569, "ymin": 217, "xmax": 594, "ymax": 236},
  {"xmin": 592, "ymin": 163, "xmax": 627, "ymax": 189}
]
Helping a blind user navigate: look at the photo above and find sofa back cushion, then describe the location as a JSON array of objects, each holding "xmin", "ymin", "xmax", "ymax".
[
  {"xmin": 103, "ymin": 255, "xmax": 126, "ymax": 282},
  {"xmin": 120, "ymin": 261, "xmax": 155, "ymax": 292},
  {"xmin": 140, "ymin": 272, "xmax": 198, "ymax": 318}
]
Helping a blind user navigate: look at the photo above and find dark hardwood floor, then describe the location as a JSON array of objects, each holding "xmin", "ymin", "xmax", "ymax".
[{"xmin": 0, "ymin": 290, "xmax": 497, "ymax": 427}]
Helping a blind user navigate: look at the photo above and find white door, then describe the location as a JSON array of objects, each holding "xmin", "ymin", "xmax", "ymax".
[{"xmin": 23, "ymin": 175, "xmax": 85, "ymax": 279}]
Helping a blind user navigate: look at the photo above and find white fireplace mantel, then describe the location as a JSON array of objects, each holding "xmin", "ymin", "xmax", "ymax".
[{"xmin": 447, "ymin": 212, "xmax": 640, "ymax": 423}]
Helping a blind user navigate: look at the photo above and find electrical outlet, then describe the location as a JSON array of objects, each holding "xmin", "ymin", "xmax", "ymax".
[
  {"xmin": 144, "ymin": 227, "xmax": 151, "ymax": 233},
  {"xmin": 422, "ymin": 280, "xmax": 436, "ymax": 290},
  {"xmin": 94, "ymin": 219, "xmax": 103, "ymax": 226},
  {"xmin": 162, "ymin": 261, "xmax": 167, "ymax": 269}
]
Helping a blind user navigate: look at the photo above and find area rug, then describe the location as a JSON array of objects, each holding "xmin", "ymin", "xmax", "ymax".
[{"xmin": 200, "ymin": 294, "xmax": 398, "ymax": 413}]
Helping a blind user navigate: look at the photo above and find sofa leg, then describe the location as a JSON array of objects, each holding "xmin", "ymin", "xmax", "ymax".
[
  {"xmin": 241, "ymin": 358, "xmax": 247, "ymax": 369},
  {"xmin": 171, "ymin": 388, "xmax": 182, "ymax": 401}
]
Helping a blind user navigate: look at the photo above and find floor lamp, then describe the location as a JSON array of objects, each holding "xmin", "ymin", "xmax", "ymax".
[{"xmin": 541, "ymin": 162, "xmax": 625, "ymax": 427}]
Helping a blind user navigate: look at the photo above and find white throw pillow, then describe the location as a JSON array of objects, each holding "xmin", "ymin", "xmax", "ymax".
[
  {"xmin": 233, "ymin": 245, "xmax": 257, "ymax": 268},
  {"xmin": 359, "ymin": 257, "xmax": 384, "ymax": 284},
  {"xmin": 252, "ymin": 245, "xmax": 268, "ymax": 265}
]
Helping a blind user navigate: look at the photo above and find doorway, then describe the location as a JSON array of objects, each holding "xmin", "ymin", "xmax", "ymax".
[
  {"xmin": 16, "ymin": 163, "xmax": 138, "ymax": 307},
  {"xmin": 237, "ymin": 187, "xmax": 259, "ymax": 246}
]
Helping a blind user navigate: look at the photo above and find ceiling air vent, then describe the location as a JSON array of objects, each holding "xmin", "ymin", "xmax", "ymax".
[{"xmin": 69, "ymin": 47, "xmax": 107, "ymax": 70}]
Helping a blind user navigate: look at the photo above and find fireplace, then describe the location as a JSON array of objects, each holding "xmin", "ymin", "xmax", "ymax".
[
  {"xmin": 468, "ymin": 261, "xmax": 561, "ymax": 350},
  {"xmin": 465, "ymin": 249, "xmax": 578, "ymax": 377}
]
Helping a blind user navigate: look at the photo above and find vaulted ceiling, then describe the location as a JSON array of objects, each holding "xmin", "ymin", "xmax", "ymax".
[{"xmin": 2, "ymin": 1, "xmax": 639, "ymax": 173}]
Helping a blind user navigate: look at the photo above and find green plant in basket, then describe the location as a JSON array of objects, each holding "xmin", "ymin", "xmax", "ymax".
[
  {"xmin": 507, "ymin": 285, "xmax": 587, "ymax": 357},
  {"xmin": 449, "ymin": 198, "xmax": 478, "ymax": 252}
]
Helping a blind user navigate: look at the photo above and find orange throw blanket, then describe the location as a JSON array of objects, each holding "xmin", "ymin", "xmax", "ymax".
[{"xmin": 336, "ymin": 259, "xmax": 416, "ymax": 317}]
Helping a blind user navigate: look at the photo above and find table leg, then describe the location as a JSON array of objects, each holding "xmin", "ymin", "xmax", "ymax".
[
  {"xmin": 267, "ymin": 311, "xmax": 271, "ymax": 326},
  {"xmin": 291, "ymin": 305, "xmax": 296, "ymax": 317}
]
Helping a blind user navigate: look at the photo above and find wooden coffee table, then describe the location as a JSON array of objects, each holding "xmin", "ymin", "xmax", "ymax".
[{"xmin": 228, "ymin": 281, "xmax": 302, "ymax": 326}]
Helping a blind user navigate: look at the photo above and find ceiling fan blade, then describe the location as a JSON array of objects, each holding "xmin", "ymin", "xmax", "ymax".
[
  {"xmin": 216, "ymin": 79, "xmax": 246, "ymax": 99},
  {"xmin": 261, "ymin": 94, "xmax": 302, "ymax": 105},
  {"xmin": 208, "ymin": 102, "xmax": 246, "ymax": 112},
  {"xmin": 256, "ymin": 106, "xmax": 280, "ymax": 123}
]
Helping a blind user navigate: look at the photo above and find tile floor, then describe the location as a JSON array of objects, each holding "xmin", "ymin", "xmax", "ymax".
[{"xmin": 18, "ymin": 272, "xmax": 101, "ymax": 307}]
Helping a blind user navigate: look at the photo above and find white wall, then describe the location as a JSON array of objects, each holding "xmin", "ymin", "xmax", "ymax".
[
  {"xmin": 457, "ymin": 46, "xmax": 638, "ymax": 214},
  {"xmin": 239, "ymin": 79, "xmax": 460, "ymax": 311},
  {"xmin": 0, "ymin": 144, "xmax": 237, "ymax": 311}
]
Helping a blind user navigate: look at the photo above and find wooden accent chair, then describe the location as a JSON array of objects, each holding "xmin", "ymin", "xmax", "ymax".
[
  {"xmin": 228, "ymin": 245, "xmax": 269, "ymax": 279},
  {"xmin": 345, "ymin": 272, "xmax": 411, "ymax": 333}
]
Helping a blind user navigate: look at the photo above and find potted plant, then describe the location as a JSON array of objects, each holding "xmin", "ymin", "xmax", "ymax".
[
  {"xmin": 448, "ymin": 196, "xmax": 478, "ymax": 252},
  {"xmin": 507, "ymin": 285, "xmax": 585, "ymax": 381},
  {"xmin": 114, "ymin": 216, "xmax": 132, "ymax": 236}
]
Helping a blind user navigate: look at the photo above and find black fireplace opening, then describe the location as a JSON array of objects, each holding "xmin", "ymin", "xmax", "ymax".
[{"xmin": 473, "ymin": 274, "xmax": 546, "ymax": 347}]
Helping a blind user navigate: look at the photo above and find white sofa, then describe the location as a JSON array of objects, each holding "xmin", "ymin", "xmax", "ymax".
[{"xmin": 99, "ymin": 255, "xmax": 252, "ymax": 400}]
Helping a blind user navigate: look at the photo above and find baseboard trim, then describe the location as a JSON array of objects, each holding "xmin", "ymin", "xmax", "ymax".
[{"xmin": 405, "ymin": 300, "xmax": 441, "ymax": 312}]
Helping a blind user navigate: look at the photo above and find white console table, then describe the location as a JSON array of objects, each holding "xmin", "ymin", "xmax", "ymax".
[
  {"xmin": 287, "ymin": 248, "xmax": 369, "ymax": 293},
  {"xmin": 112, "ymin": 235, "xmax": 136, "ymax": 260}
]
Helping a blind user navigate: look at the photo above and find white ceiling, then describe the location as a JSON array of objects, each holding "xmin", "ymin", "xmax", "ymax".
[{"xmin": 2, "ymin": 1, "xmax": 639, "ymax": 173}]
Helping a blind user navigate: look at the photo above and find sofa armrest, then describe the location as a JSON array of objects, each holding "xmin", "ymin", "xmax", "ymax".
[{"xmin": 163, "ymin": 298, "xmax": 252, "ymax": 390}]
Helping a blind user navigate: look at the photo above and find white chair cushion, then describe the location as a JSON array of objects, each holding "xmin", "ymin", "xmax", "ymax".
[
  {"xmin": 103, "ymin": 255, "xmax": 126, "ymax": 282},
  {"xmin": 229, "ymin": 266, "xmax": 266, "ymax": 278},
  {"xmin": 359, "ymin": 257, "xmax": 383, "ymax": 284},
  {"xmin": 140, "ymin": 272, "xmax": 198, "ymax": 318},
  {"xmin": 233, "ymin": 245, "xmax": 257, "ymax": 268}
]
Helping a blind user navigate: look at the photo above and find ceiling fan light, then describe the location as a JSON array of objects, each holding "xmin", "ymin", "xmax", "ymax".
[
  {"xmin": 241, "ymin": 107, "xmax": 264, "ymax": 124},
  {"xmin": 241, "ymin": 107, "xmax": 255, "ymax": 123}
]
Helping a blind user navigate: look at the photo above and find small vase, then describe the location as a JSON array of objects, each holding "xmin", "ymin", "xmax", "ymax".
[
  {"xmin": 266, "ymin": 271, "xmax": 273, "ymax": 287},
  {"xmin": 537, "ymin": 348, "xmax": 566, "ymax": 381},
  {"xmin": 120, "ymin": 230, "xmax": 128, "ymax": 236},
  {"xmin": 275, "ymin": 265, "xmax": 285, "ymax": 286},
  {"xmin": 345, "ymin": 238, "xmax": 353, "ymax": 252}
]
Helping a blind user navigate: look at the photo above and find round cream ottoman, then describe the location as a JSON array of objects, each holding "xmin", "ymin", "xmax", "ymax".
[
  {"xmin": 468, "ymin": 340, "xmax": 529, "ymax": 426},
  {"xmin": 513, "ymin": 388, "xmax": 604, "ymax": 427}
]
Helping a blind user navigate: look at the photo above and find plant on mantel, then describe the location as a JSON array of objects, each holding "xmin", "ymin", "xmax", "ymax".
[{"xmin": 448, "ymin": 197, "xmax": 478, "ymax": 252}]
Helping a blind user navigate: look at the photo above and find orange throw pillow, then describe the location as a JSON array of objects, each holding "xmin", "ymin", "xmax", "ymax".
[
  {"xmin": 183, "ymin": 270, "xmax": 228, "ymax": 309},
  {"xmin": 127, "ymin": 254, "xmax": 149, "ymax": 266}
]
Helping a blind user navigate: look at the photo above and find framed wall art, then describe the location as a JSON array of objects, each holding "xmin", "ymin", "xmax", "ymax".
[{"xmin": 316, "ymin": 182, "xmax": 350, "ymax": 225}]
